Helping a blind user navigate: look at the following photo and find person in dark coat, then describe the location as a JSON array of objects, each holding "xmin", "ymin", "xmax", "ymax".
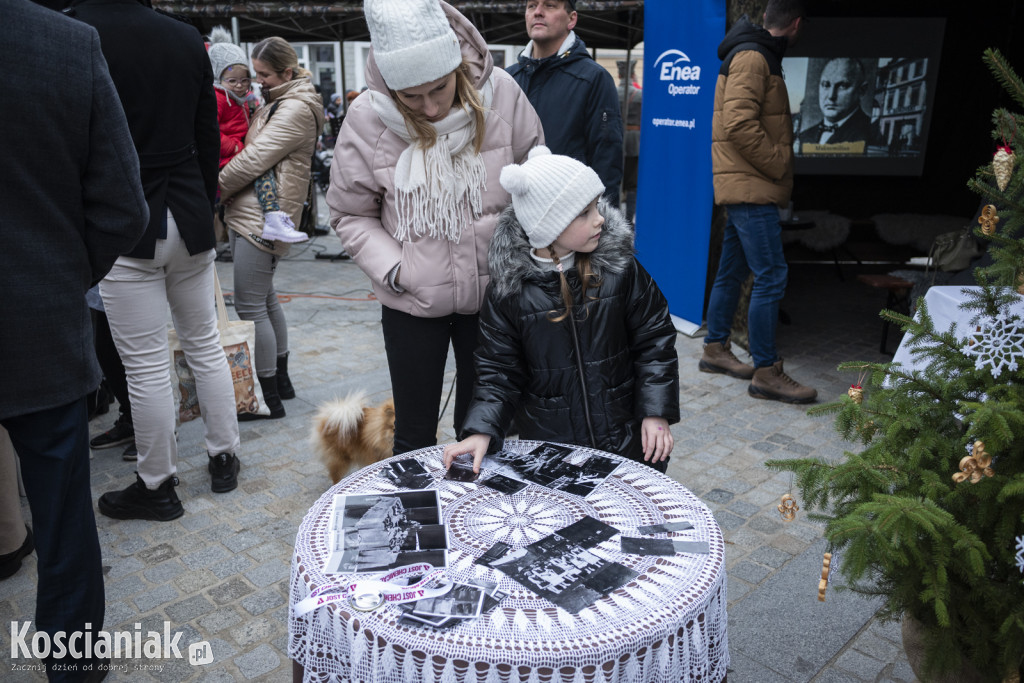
[
  {"xmin": 507, "ymin": 0, "xmax": 623, "ymax": 206},
  {"xmin": 69, "ymin": 0, "xmax": 242, "ymax": 520},
  {"xmin": 443, "ymin": 148, "xmax": 679, "ymax": 474},
  {"xmin": 0, "ymin": 0, "xmax": 147, "ymax": 678}
]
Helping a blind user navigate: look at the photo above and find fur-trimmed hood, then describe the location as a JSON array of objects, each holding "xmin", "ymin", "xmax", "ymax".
[{"xmin": 488, "ymin": 201, "xmax": 635, "ymax": 300}]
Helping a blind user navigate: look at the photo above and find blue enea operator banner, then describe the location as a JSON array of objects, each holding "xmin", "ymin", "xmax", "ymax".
[{"xmin": 635, "ymin": 0, "xmax": 724, "ymax": 335}]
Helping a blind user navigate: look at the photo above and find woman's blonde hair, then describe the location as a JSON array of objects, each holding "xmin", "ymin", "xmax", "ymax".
[
  {"xmin": 391, "ymin": 61, "xmax": 486, "ymax": 153},
  {"xmin": 250, "ymin": 37, "xmax": 312, "ymax": 80},
  {"xmin": 546, "ymin": 249, "xmax": 600, "ymax": 323}
]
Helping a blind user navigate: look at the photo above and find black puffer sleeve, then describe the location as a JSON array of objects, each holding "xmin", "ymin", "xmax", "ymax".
[
  {"xmin": 625, "ymin": 259, "xmax": 680, "ymax": 424},
  {"xmin": 458, "ymin": 288, "xmax": 528, "ymax": 451}
]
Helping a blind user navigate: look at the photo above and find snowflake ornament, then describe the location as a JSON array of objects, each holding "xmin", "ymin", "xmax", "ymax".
[
  {"xmin": 961, "ymin": 314, "xmax": 1024, "ymax": 378},
  {"xmin": 1016, "ymin": 535, "xmax": 1024, "ymax": 575}
]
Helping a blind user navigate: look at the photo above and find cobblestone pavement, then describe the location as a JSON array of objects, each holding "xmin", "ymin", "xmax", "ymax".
[{"xmin": 0, "ymin": 226, "xmax": 919, "ymax": 682}]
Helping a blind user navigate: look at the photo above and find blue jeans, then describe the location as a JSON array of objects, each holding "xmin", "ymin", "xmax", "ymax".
[
  {"xmin": 705, "ymin": 203, "xmax": 788, "ymax": 368},
  {"xmin": 3, "ymin": 397, "xmax": 105, "ymax": 681}
]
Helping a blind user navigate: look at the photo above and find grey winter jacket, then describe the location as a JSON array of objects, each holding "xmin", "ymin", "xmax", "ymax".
[{"xmin": 459, "ymin": 204, "xmax": 680, "ymax": 462}]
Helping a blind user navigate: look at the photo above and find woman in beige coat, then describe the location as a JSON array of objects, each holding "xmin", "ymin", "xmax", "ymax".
[
  {"xmin": 219, "ymin": 37, "xmax": 324, "ymax": 419},
  {"xmin": 327, "ymin": 0, "xmax": 543, "ymax": 454}
]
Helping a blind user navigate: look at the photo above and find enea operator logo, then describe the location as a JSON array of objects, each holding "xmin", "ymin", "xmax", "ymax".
[{"xmin": 653, "ymin": 49, "xmax": 702, "ymax": 96}]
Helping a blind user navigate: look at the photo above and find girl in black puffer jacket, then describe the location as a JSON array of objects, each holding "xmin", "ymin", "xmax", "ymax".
[{"xmin": 443, "ymin": 147, "xmax": 679, "ymax": 473}]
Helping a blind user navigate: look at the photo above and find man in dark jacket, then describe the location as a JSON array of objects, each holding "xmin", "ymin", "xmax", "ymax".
[
  {"xmin": 70, "ymin": 0, "xmax": 242, "ymax": 520},
  {"xmin": 0, "ymin": 0, "xmax": 147, "ymax": 677},
  {"xmin": 508, "ymin": 0, "xmax": 623, "ymax": 205},
  {"xmin": 701, "ymin": 0, "xmax": 818, "ymax": 404}
]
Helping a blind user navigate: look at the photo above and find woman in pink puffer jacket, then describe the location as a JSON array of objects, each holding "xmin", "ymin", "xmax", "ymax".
[{"xmin": 327, "ymin": 0, "xmax": 543, "ymax": 455}]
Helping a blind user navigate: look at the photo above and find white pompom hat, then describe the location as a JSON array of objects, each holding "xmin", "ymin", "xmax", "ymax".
[
  {"xmin": 207, "ymin": 26, "xmax": 248, "ymax": 83},
  {"xmin": 499, "ymin": 146, "xmax": 605, "ymax": 249},
  {"xmin": 363, "ymin": 0, "xmax": 463, "ymax": 91}
]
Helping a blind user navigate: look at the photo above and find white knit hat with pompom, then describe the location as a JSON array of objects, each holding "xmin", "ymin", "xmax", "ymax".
[
  {"xmin": 207, "ymin": 26, "xmax": 248, "ymax": 83},
  {"xmin": 499, "ymin": 146, "xmax": 605, "ymax": 249},
  {"xmin": 363, "ymin": 0, "xmax": 463, "ymax": 91}
]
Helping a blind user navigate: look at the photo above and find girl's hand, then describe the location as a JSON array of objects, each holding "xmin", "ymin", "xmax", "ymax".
[
  {"xmin": 641, "ymin": 417, "xmax": 673, "ymax": 463},
  {"xmin": 442, "ymin": 434, "xmax": 491, "ymax": 473}
]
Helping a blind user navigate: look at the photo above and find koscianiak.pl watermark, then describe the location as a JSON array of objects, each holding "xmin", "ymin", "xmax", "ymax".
[{"xmin": 9, "ymin": 621, "xmax": 214, "ymax": 673}]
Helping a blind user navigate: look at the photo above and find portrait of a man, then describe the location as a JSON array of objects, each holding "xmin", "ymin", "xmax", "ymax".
[{"xmin": 798, "ymin": 57, "xmax": 876, "ymax": 146}]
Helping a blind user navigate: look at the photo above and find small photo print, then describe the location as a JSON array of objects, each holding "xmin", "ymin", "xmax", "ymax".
[
  {"xmin": 527, "ymin": 442, "xmax": 575, "ymax": 459},
  {"xmin": 555, "ymin": 515, "xmax": 619, "ymax": 546},
  {"xmin": 672, "ymin": 540, "xmax": 710, "ymax": 554},
  {"xmin": 621, "ymin": 536, "xmax": 676, "ymax": 556},
  {"xmin": 412, "ymin": 583, "xmax": 485, "ymax": 619},
  {"xmin": 636, "ymin": 520, "xmax": 694, "ymax": 535},
  {"xmin": 482, "ymin": 473, "xmax": 528, "ymax": 495},
  {"xmin": 444, "ymin": 460, "xmax": 479, "ymax": 483},
  {"xmin": 475, "ymin": 541, "xmax": 511, "ymax": 567}
]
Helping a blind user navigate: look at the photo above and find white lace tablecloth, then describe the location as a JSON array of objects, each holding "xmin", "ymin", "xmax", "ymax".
[{"xmin": 288, "ymin": 441, "xmax": 728, "ymax": 683}]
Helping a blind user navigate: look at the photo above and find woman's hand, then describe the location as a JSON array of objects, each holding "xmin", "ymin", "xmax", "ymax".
[
  {"xmin": 442, "ymin": 434, "xmax": 491, "ymax": 473},
  {"xmin": 641, "ymin": 417, "xmax": 673, "ymax": 463}
]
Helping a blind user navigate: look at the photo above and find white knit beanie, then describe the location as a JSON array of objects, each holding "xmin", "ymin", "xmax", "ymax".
[
  {"xmin": 207, "ymin": 26, "xmax": 248, "ymax": 82},
  {"xmin": 363, "ymin": 0, "xmax": 463, "ymax": 91},
  {"xmin": 499, "ymin": 147, "xmax": 605, "ymax": 249}
]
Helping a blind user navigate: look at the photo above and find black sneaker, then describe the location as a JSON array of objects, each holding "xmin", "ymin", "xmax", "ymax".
[
  {"xmin": 98, "ymin": 475, "xmax": 183, "ymax": 521},
  {"xmin": 0, "ymin": 526, "xmax": 33, "ymax": 580},
  {"xmin": 121, "ymin": 443, "xmax": 138, "ymax": 461},
  {"xmin": 90, "ymin": 413, "xmax": 134, "ymax": 450},
  {"xmin": 208, "ymin": 452, "xmax": 240, "ymax": 493}
]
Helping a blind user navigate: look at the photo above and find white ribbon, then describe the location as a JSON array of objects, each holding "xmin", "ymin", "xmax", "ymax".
[{"xmin": 292, "ymin": 563, "xmax": 452, "ymax": 617}]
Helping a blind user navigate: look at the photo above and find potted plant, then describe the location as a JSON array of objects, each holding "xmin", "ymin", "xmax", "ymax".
[{"xmin": 766, "ymin": 48, "xmax": 1024, "ymax": 682}]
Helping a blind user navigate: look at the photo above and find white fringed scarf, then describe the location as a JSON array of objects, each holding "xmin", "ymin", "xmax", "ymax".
[{"xmin": 369, "ymin": 75, "xmax": 493, "ymax": 242}]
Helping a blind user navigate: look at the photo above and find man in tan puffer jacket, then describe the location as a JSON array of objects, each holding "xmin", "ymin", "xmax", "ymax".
[{"xmin": 701, "ymin": 0, "xmax": 818, "ymax": 405}]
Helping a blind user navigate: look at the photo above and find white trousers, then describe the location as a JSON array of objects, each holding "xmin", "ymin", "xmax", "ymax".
[{"xmin": 100, "ymin": 212, "xmax": 240, "ymax": 489}]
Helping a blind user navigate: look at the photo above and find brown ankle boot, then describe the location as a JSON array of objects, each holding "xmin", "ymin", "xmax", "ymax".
[
  {"xmin": 699, "ymin": 340, "xmax": 755, "ymax": 379},
  {"xmin": 749, "ymin": 360, "xmax": 817, "ymax": 404}
]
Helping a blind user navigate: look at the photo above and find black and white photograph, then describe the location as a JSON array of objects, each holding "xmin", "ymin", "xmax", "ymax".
[
  {"xmin": 444, "ymin": 459, "xmax": 480, "ymax": 483},
  {"xmin": 382, "ymin": 457, "xmax": 433, "ymax": 489},
  {"xmin": 411, "ymin": 583, "xmax": 485, "ymax": 619},
  {"xmin": 555, "ymin": 515, "xmax": 619, "ymax": 546},
  {"xmin": 621, "ymin": 536, "xmax": 677, "ymax": 556},
  {"xmin": 527, "ymin": 442, "xmax": 575, "ymax": 460},
  {"xmin": 482, "ymin": 473, "xmax": 528, "ymax": 495},
  {"xmin": 636, "ymin": 520, "xmax": 694, "ymax": 535},
  {"xmin": 324, "ymin": 491, "xmax": 447, "ymax": 574},
  {"xmin": 475, "ymin": 541, "xmax": 511, "ymax": 568},
  {"xmin": 481, "ymin": 516, "xmax": 634, "ymax": 613}
]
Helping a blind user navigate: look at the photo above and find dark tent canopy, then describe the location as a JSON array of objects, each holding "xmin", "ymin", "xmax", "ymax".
[{"xmin": 152, "ymin": 1, "xmax": 644, "ymax": 51}]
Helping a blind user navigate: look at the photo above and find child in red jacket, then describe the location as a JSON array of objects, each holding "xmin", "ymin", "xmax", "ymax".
[{"xmin": 207, "ymin": 27, "xmax": 307, "ymax": 243}]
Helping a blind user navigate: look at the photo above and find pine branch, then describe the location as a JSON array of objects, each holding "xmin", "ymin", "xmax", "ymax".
[{"xmin": 985, "ymin": 48, "xmax": 1024, "ymax": 110}]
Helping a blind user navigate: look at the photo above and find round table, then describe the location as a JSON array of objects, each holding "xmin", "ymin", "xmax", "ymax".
[{"xmin": 288, "ymin": 441, "xmax": 728, "ymax": 683}]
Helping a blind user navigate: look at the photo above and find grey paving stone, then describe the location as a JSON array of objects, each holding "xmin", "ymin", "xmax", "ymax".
[
  {"xmin": 137, "ymin": 543, "xmax": 180, "ymax": 565},
  {"xmin": 209, "ymin": 554, "xmax": 255, "ymax": 579},
  {"xmin": 199, "ymin": 608, "xmax": 244, "ymax": 634},
  {"xmin": 705, "ymin": 488, "xmax": 735, "ymax": 504},
  {"xmin": 713, "ymin": 509, "xmax": 745, "ymax": 531},
  {"xmin": 730, "ymin": 560, "xmax": 772, "ymax": 585},
  {"xmin": 165, "ymin": 594, "xmax": 217, "ymax": 623},
  {"xmin": 106, "ymin": 555, "xmax": 146, "ymax": 579},
  {"xmin": 240, "ymin": 587, "xmax": 286, "ymax": 616},
  {"xmin": 133, "ymin": 584, "xmax": 179, "ymax": 613},
  {"xmin": 221, "ymin": 531, "xmax": 265, "ymax": 554},
  {"xmin": 748, "ymin": 545, "xmax": 793, "ymax": 569},
  {"xmin": 234, "ymin": 643, "xmax": 281, "ymax": 679},
  {"xmin": 725, "ymin": 650, "xmax": 793, "ymax": 683},
  {"xmin": 748, "ymin": 515, "xmax": 784, "ymax": 534},
  {"xmin": 105, "ymin": 575, "xmax": 146, "ymax": 601},
  {"xmin": 834, "ymin": 648, "xmax": 888, "ymax": 680},
  {"xmin": 143, "ymin": 560, "xmax": 186, "ymax": 584},
  {"xmin": 243, "ymin": 559, "xmax": 290, "ymax": 588},
  {"xmin": 209, "ymin": 577, "xmax": 256, "ymax": 605},
  {"xmin": 181, "ymin": 544, "xmax": 231, "ymax": 571}
]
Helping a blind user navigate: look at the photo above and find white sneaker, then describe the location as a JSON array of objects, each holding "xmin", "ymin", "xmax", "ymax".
[{"xmin": 262, "ymin": 211, "xmax": 308, "ymax": 243}]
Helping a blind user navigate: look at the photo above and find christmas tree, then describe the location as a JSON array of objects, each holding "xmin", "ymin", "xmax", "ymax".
[{"xmin": 766, "ymin": 48, "xmax": 1024, "ymax": 681}]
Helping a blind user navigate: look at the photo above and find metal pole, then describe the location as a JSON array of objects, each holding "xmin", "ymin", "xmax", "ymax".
[{"xmin": 231, "ymin": 16, "xmax": 240, "ymax": 45}]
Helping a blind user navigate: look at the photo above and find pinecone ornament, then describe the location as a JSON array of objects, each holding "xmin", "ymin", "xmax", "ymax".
[{"xmin": 993, "ymin": 145, "xmax": 1015, "ymax": 191}]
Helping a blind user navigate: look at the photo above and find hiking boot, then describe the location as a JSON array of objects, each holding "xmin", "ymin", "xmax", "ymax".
[
  {"xmin": 98, "ymin": 475, "xmax": 183, "ymax": 521},
  {"xmin": 208, "ymin": 452, "xmax": 240, "ymax": 493},
  {"xmin": 699, "ymin": 340, "xmax": 755, "ymax": 379},
  {"xmin": 121, "ymin": 442, "xmax": 138, "ymax": 461},
  {"xmin": 90, "ymin": 413, "xmax": 134, "ymax": 449},
  {"xmin": 276, "ymin": 351, "xmax": 295, "ymax": 400},
  {"xmin": 749, "ymin": 360, "xmax": 818, "ymax": 404}
]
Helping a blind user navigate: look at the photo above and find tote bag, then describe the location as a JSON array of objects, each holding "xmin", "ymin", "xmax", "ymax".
[{"xmin": 168, "ymin": 270, "xmax": 270, "ymax": 422}]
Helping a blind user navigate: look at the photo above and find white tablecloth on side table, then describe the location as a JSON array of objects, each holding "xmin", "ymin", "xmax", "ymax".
[
  {"xmin": 891, "ymin": 286, "xmax": 1024, "ymax": 373},
  {"xmin": 288, "ymin": 440, "xmax": 728, "ymax": 683}
]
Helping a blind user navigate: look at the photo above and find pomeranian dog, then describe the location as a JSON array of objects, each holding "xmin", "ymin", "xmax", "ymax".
[{"xmin": 311, "ymin": 393, "xmax": 395, "ymax": 483}]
